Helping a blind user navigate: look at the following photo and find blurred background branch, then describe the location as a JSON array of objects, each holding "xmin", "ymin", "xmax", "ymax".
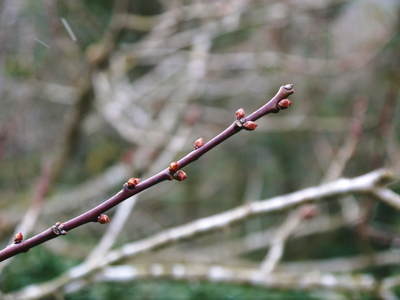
[{"xmin": 0, "ymin": 0, "xmax": 399, "ymax": 299}]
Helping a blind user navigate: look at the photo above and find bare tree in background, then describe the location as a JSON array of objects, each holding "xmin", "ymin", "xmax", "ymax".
[{"xmin": 0, "ymin": 0, "xmax": 400, "ymax": 299}]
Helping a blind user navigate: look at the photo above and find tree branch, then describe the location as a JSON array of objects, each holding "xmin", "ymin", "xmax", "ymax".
[
  {"xmin": 4, "ymin": 169, "xmax": 396, "ymax": 300},
  {"xmin": 260, "ymin": 209, "xmax": 303, "ymax": 273},
  {"xmin": 72, "ymin": 263, "xmax": 377, "ymax": 296},
  {"xmin": 0, "ymin": 84, "xmax": 295, "ymax": 262},
  {"xmin": 186, "ymin": 213, "xmax": 357, "ymax": 262},
  {"xmin": 47, "ymin": 263, "xmax": 379, "ymax": 297}
]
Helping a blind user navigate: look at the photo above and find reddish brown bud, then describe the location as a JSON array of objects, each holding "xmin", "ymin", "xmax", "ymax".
[
  {"xmin": 193, "ymin": 137, "xmax": 205, "ymax": 149},
  {"xmin": 127, "ymin": 177, "xmax": 141, "ymax": 189},
  {"xmin": 98, "ymin": 214, "xmax": 110, "ymax": 224},
  {"xmin": 235, "ymin": 108, "xmax": 246, "ymax": 120},
  {"xmin": 174, "ymin": 170, "xmax": 187, "ymax": 181},
  {"xmin": 243, "ymin": 121, "xmax": 258, "ymax": 130},
  {"xmin": 169, "ymin": 161, "xmax": 179, "ymax": 173},
  {"xmin": 300, "ymin": 205, "xmax": 318, "ymax": 220},
  {"xmin": 278, "ymin": 99, "xmax": 292, "ymax": 109},
  {"xmin": 14, "ymin": 232, "xmax": 23, "ymax": 244}
]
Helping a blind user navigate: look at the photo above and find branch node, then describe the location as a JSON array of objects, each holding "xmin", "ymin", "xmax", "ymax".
[
  {"xmin": 193, "ymin": 138, "xmax": 205, "ymax": 149},
  {"xmin": 13, "ymin": 232, "xmax": 23, "ymax": 244},
  {"xmin": 373, "ymin": 169, "xmax": 395, "ymax": 187},
  {"xmin": 52, "ymin": 222, "xmax": 67, "ymax": 236},
  {"xmin": 234, "ymin": 120, "xmax": 244, "ymax": 128}
]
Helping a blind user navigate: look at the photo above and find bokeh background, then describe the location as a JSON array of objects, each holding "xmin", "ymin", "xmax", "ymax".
[{"xmin": 1, "ymin": 0, "xmax": 400, "ymax": 299}]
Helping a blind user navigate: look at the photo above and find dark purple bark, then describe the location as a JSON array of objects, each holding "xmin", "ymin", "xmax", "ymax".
[{"xmin": 0, "ymin": 84, "xmax": 294, "ymax": 262}]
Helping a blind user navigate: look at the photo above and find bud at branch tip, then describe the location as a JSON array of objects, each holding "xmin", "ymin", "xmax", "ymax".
[{"xmin": 283, "ymin": 83, "xmax": 294, "ymax": 90}]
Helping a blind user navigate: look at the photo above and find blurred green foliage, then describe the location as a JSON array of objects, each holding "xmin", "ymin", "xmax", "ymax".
[{"xmin": 1, "ymin": 0, "xmax": 399, "ymax": 298}]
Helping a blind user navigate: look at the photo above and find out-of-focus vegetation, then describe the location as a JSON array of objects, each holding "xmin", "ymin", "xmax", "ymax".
[{"xmin": 0, "ymin": 0, "xmax": 400, "ymax": 299}]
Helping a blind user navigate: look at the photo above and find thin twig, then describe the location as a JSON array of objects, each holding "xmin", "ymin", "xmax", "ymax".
[
  {"xmin": 187, "ymin": 214, "xmax": 357, "ymax": 261},
  {"xmin": 256, "ymin": 97, "xmax": 368, "ymax": 274},
  {"xmin": 279, "ymin": 249, "xmax": 400, "ymax": 273},
  {"xmin": 86, "ymin": 127, "xmax": 192, "ymax": 263},
  {"xmin": 0, "ymin": 82, "xmax": 94, "ymax": 272},
  {"xmin": 260, "ymin": 209, "xmax": 303, "ymax": 273},
  {"xmin": 86, "ymin": 30, "xmax": 210, "ymax": 263},
  {"xmin": 4, "ymin": 169, "xmax": 395, "ymax": 300},
  {"xmin": 72, "ymin": 263, "xmax": 377, "ymax": 295},
  {"xmin": 0, "ymin": 84, "xmax": 295, "ymax": 262},
  {"xmin": 323, "ymin": 96, "xmax": 368, "ymax": 182}
]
